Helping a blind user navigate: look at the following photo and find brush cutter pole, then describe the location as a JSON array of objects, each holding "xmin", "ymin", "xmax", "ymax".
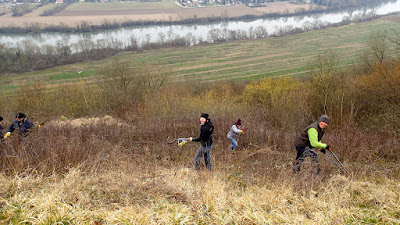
[
  {"xmin": 326, "ymin": 153, "xmax": 347, "ymax": 175},
  {"xmin": 328, "ymin": 148, "xmax": 349, "ymax": 175},
  {"xmin": 325, "ymin": 149, "xmax": 348, "ymax": 175}
]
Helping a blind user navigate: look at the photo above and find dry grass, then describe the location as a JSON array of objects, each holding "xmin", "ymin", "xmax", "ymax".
[
  {"xmin": 0, "ymin": 142, "xmax": 399, "ymax": 224},
  {"xmin": 1, "ymin": 58, "xmax": 400, "ymax": 224},
  {"xmin": 0, "ymin": 111, "xmax": 399, "ymax": 224}
]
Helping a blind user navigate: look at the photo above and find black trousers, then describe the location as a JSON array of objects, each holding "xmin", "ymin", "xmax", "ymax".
[{"xmin": 293, "ymin": 145, "xmax": 320, "ymax": 174}]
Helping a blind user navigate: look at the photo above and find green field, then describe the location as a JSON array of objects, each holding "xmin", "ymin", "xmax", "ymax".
[
  {"xmin": 1, "ymin": 17, "xmax": 399, "ymax": 91},
  {"xmin": 23, "ymin": 3, "xmax": 58, "ymax": 17}
]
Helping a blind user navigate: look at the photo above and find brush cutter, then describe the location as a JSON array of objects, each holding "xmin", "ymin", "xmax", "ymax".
[
  {"xmin": 167, "ymin": 138, "xmax": 187, "ymax": 147},
  {"xmin": 326, "ymin": 148, "xmax": 349, "ymax": 175}
]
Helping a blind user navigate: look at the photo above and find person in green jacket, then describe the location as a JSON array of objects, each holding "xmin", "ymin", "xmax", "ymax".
[{"xmin": 293, "ymin": 114, "xmax": 330, "ymax": 174}]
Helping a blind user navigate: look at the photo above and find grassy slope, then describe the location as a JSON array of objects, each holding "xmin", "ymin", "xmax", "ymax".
[
  {"xmin": 1, "ymin": 166, "xmax": 399, "ymax": 224},
  {"xmin": 1, "ymin": 18, "xmax": 399, "ymax": 91},
  {"xmin": 0, "ymin": 118, "xmax": 399, "ymax": 224}
]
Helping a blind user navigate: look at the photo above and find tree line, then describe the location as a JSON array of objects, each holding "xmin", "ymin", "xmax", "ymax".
[{"xmin": 11, "ymin": 2, "xmax": 48, "ymax": 17}]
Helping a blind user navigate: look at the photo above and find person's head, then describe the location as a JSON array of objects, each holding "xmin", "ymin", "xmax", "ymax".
[
  {"xmin": 235, "ymin": 118, "xmax": 242, "ymax": 127},
  {"xmin": 0, "ymin": 116, "xmax": 3, "ymax": 123},
  {"xmin": 200, "ymin": 113, "xmax": 209, "ymax": 125},
  {"xmin": 318, "ymin": 114, "xmax": 330, "ymax": 129},
  {"xmin": 16, "ymin": 112, "xmax": 26, "ymax": 122}
]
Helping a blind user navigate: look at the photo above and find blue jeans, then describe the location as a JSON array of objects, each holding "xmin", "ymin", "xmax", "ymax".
[
  {"xmin": 194, "ymin": 143, "xmax": 213, "ymax": 171},
  {"xmin": 227, "ymin": 137, "xmax": 238, "ymax": 150}
]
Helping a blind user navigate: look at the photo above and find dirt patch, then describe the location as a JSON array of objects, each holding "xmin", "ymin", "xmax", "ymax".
[{"xmin": 48, "ymin": 115, "xmax": 131, "ymax": 128}]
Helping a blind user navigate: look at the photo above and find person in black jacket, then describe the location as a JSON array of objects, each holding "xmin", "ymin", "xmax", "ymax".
[
  {"xmin": 185, "ymin": 113, "xmax": 214, "ymax": 171},
  {"xmin": 0, "ymin": 116, "xmax": 4, "ymax": 139}
]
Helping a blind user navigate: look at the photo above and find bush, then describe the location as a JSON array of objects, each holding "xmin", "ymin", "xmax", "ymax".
[
  {"xmin": 243, "ymin": 76, "xmax": 310, "ymax": 129},
  {"xmin": 95, "ymin": 61, "xmax": 169, "ymax": 116},
  {"xmin": 353, "ymin": 61, "xmax": 400, "ymax": 128}
]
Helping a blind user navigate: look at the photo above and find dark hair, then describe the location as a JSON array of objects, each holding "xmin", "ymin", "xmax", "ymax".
[
  {"xmin": 16, "ymin": 112, "xmax": 26, "ymax": 119},
  {"xmin": 200, "ymin": 113, "xmax": 209, "ymax": 120},
  {"xmin": 0, "ymin": 116, "xmax": 3, "ymax": 122},
  {"xmin": 235, "ymin": 118, "xmax": 242, "ymax": 125}
]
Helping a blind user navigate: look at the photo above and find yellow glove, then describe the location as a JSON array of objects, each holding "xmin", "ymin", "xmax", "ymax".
[
  {"xmin": 4, "ymin": 132, "xmax": 11, "ymax": 139},
  {"xmin": 38, "ymin": 124, "xmax": 41, "ymax": 128},
  {"xmin": 178, "ymin": 141, "xmax": 187, "ymax": 147}
]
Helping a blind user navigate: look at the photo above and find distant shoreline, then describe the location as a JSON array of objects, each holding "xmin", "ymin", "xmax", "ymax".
[
  {"xmin": 0, "ymin": 1, "xmax": 398, "ymax": 34},
  {"xmin": 0, "ymin": 2, "xmax": 332, "ymax": 33}
]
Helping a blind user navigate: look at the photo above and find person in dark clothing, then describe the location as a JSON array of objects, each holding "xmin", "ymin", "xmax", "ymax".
[
  {"xmin": 185, "ymin": 113, "xmax": 214, "ymax": 171},
  {"xmin": 3, "ymin": 113, "xmax": 34, "ymax": 139},
  {"xmin": 293, "ymin": 114, "xmax": 331, "ymax": 175},
  {"xmin": 0, "ymin": 116, "xmax": 4, "ymax": 139}
]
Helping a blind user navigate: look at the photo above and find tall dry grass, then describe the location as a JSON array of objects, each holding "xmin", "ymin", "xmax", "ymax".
[
  {"xmin": 1, "ymin": 154, "xmax": 399, "ymax": 224},
  {"xmin": 0, "ymin": 57, "xmax": 400, "ymax": 223}
]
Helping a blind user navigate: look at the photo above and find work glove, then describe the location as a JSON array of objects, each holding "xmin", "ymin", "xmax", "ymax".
[
  {"xmin": 240, "ymin": 130, "xmax": 244, "ymax": 134},
  {"xmin": 3, "ymin": 132, "xmax": 11, "ymax": 139},
  {"xmin": 321, "ymin": 145, "xmax": 330, "ymax": 154},
  {"xmin": 178, "ymin": 141, "xmax": 187, "ymax": 147},
  {"xmin": 185, "ymin": 137, "xmax": 193, "ymax": 141}
]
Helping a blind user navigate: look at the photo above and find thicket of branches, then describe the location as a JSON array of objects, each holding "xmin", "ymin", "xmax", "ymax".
[{"xmin": 11, "ymin": 2, "xmax": 48, "ymax": 17}]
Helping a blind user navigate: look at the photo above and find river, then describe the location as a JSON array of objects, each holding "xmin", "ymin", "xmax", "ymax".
[{"xmin": 0, "ymin": 0, "xmax": 399, "ymax": 50}]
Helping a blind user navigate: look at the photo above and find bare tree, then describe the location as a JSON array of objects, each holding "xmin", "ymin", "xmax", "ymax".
[
  {"xmin": 360, "ymin": 31, "xmax": 393, "ymax": 71},
  {"xmin": 98, "ymin": 60, "xmax": 170, "ymax": 110}
]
